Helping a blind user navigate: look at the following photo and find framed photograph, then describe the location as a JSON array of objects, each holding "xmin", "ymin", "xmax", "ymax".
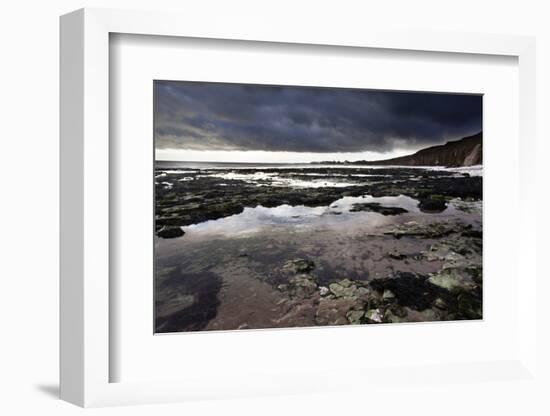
[
  {"xmin": 60, "ymin": 8, "xmax": 539, "ymax": 408},
  {"xmin": 153, "ymin": 81, "xmax": 484, "ymax": 333}
]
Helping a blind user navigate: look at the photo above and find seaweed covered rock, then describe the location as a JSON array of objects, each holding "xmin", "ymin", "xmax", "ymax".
[
  {"xmin": 385, "ymin": 221, "xmax": 472, "ymax": 239},
  {"xmin": 328, "ymin": 279, "xmax": 369, "ymax": 300},
  {"xmin": 277, "ymin": 259, "xmax": 320, "ymax": 298},
  {"xmin": 287, "ymin": 274, "xmax": 318, "ymax": 298},
  {"xmin": 282, "ymin": 258, "xmax": 316, "ymax": 274},
  {"xmin": 428, "ymin": 264, "xmax": 481, "ymax": 292},
  {"xmin": 346, "ymin": 310, "xmax": 365, "ymax": 324}
]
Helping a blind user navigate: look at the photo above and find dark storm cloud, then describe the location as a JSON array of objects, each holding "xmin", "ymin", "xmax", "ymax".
[{"xmin": 154, "ymin": 81, "xmax": 482, "ymax": 153}]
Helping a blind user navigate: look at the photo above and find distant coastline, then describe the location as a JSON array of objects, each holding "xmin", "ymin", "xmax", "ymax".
[
  {"xmin": 310, "ymin": 132, "xmax": 482, "ymax": 168},
  {"xmin": 157, "ymin": 132, "xmax": 482, "ymax": 169}
]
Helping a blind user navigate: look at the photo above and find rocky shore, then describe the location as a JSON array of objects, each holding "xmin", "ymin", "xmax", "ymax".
[
  {"xmin": 154, "ymin": 166, "xmax": 482, "ymax": 332},
  {"xmin": 155, "ymin": 166, "xmax": 481, "ymax": 236}
]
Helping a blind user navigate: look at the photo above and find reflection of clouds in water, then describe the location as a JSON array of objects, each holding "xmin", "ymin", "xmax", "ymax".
[
  {"xmin": 185, "ymin": 204, "xmax": 331, "ymax": 236},
  {"xmin": 182, "ymin": 203, "xmax": 393, "ymax": 238},
  {"xmin": 331, "ymin": 194, "xmax": 467, "ymax": 215},
  {"xmin": 331, "ymin": 195, "xmax": 423, "ymax": 214},
  {"xmin": 182, "ymin": 194, "xmax": 474, "ymax": 239}
]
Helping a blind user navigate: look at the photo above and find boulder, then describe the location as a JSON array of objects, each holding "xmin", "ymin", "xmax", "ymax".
[
  {"xmin": 329, "ymin": 281, "xmax": 358, "ymax": 298},
  {"xmin": 418, "ymin": 197, "xmax": 447, "ymax": 213},
  {"xmin": 157, "ymin": 226, "xmax": 185, "ymax": 239},
  {"xmin": 283, "ymin": 258, "xmax": 315, "ymax": 274},
  {"xmin": 315, "ymin": 297, "xmax": 356, "ymax": 326},
  {"xmin": 288, "ymin": 274, "xmax": 318, "ymax": 298},
  {"xmin": 382, "ymin": 289, "xmax": 396, "ymax": 301},
  {"xmin": 346, "ymin": 310, "xmax": 365, "ymax": 324},
  {"xmin": 319, "ymin": 286, "xmax": 330, "ymax": 296},
  {"xmin": 364, "ymin": 309, "xmax": 383, "ymax": 324},
  {"xmin": 428, "ymin": 266, "xmax": 478, "ymax": 292}
]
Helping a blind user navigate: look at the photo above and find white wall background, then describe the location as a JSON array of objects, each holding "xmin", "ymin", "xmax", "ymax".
[{"xmin": 0, "ymin": 0, "xmax": 548, "ymax": 414}]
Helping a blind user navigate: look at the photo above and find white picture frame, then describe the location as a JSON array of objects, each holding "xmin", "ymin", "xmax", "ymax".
[{"xmin": 60, "ymin": 7, "xmax": 538, "ymax": 408}]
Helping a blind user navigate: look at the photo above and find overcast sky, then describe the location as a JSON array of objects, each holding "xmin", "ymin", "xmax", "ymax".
[{"xmin": 154, "ymin": 81, "xmax": 482, "ymax": 163}]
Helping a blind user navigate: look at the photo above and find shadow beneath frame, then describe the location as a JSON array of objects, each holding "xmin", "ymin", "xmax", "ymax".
[{"xmin": 34, "ymin": 383, "xmax": 59, "ymax": 399}]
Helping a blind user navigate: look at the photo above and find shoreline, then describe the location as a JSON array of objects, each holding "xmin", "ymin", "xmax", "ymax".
[{"xmin": 154, "ymin": 165, "xmax": 483, "ymax": 333}]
